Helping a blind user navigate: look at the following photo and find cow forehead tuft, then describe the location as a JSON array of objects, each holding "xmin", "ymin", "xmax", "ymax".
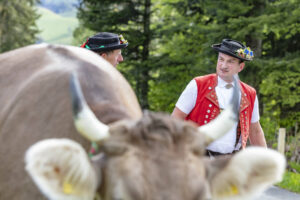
[{"xmin": 109, "ymin": 112, "xmax": 200, "ymax": 149}]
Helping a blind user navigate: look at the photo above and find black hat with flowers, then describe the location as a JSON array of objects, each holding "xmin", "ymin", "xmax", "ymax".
[
  {"xmin": 212, "ymin": 39, "xmax": 254, "ymax": 61},
  {"xmin": 80, "ymin": 32, "xmax": 128, "ymax": 52}
]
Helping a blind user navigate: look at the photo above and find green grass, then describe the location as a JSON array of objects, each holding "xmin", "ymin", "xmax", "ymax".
[
  {"xmin": 290, "ymin": 161, "xmax": 300, "ymax": 173},
  {"xmin": 276, "ymin": 162, "xmax": 300, "ymax": 193},
  {"xmin": 277, "ymin": 171, "xmax": 300, "ymax": 193},
  {"xmin": 36, "ymin": 6, "xmax": 78, "ymax": 45}
]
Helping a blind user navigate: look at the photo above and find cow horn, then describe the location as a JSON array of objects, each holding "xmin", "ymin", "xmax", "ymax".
[
  {"xmin": 70, "ymin": 72, "xmax": 110, "ymax": 142},
  {"xmin": 198, "ymin": 74, "xmax": 240, "ymax": 145}
]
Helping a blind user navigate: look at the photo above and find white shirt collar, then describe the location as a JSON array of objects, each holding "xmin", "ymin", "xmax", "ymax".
[{"xmin": 217, "ymin": 76, "xmax": 235, "ymax": 88}]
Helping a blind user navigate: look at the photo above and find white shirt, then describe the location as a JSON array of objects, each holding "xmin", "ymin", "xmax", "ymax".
[{"xmin": 176, "ymin": 76, "xmax": 260, "ymax": 153}]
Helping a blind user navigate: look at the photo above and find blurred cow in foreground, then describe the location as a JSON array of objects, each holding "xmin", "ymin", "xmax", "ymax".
[
  {"xmin": 25, "ymin": 73, "xmax": 286, "ymax": 200},
  {"xmin": 0, "ymin": 44, "xmax": 142, "ymax": 199}
]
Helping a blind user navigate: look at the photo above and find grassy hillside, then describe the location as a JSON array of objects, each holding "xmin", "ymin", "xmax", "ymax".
[{"xmin": 36, "ymin": 6, "xmax": 78, "ymax": 45}]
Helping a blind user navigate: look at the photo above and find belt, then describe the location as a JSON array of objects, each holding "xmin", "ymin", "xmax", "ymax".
[{"xmin": 206, "ymin": 149, "xmax": 240, "ymax": 157}]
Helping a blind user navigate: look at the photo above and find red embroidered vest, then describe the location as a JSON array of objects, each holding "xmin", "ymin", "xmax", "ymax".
[{"xmin": 185, "ymin": 74, "xmax": 256, "ymax": 149}]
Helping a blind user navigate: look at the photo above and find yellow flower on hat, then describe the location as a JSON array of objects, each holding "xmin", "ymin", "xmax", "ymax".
[
  {"xmin": 236, "ymin": 46, "xmax": 254, "ymax": 60},
  {"xmin": 119, "ymin": 34, "xmax": 128, "ymax": 44}
]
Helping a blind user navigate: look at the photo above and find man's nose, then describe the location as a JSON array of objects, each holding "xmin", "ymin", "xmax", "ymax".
[
  {"xmin": 118, "ymin": 54, "xmax": 124, "ymax": 62},
  {"xmin": 220, "ymin": 61, "xmax": 228, "ymax": 68}
]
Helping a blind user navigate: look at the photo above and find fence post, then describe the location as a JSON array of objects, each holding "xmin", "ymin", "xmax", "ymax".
[{"xmin": 278, "ymin": 128, "xmax": 286, "ymax": 154}]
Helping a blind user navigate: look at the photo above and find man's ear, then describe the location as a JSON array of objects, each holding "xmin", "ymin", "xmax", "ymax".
[
  {"xmin": 100, "ymin": 53, "xmax": 108, "ymax": 59},
  {"xmin": 205, "ymin": 147, "xmax": 286, "ymax": 200},
  {"xmin": 238, "ymin": 62, "xmax": 245, "ymax": 72}
]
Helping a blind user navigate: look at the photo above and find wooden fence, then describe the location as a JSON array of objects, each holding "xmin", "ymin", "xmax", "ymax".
[{"xmin": 277, "ymin": 128, "xmax": 286, "ymax": 155}]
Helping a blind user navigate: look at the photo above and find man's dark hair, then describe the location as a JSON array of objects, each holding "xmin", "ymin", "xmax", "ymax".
[{"xmin": 97, "ymin": 50, "xmax": 114, "ymax": 56}]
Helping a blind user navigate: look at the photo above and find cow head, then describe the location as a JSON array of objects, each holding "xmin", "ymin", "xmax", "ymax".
[{"xmin": 25, "ymin": 74, "xmax": 286, "ymax": 200}]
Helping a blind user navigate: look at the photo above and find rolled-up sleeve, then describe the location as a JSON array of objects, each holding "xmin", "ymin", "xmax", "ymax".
[
  {"xmin": 251, "ymin": 95, "xmax": 260, "ymax": 123},
  {"xmin": 175, "ymin": 80, "xmax": 197, "ymax": 115}
]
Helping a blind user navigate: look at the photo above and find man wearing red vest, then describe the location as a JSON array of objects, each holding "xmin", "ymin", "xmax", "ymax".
[{"xmin": 172, "ymin": 39, "xmax": 267, "ymax": 157}]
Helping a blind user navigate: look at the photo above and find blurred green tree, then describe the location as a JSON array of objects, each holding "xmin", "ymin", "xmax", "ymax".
[
  {"xmin": 0, "ymin": 0, "xmax": 40, "ymax": 53},
  {"xmin": 75, "ymin": 0, "xmax": 152, "ymax": 109}
]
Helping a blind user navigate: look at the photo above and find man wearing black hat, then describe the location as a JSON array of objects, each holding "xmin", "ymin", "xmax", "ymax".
[
  {"xmin": 172, "ymin": 39, "xmax": 267, "ymax": 157},
  {"xmin": 80, "ymin": 32, "xmax": 128, "ymax": 67}
]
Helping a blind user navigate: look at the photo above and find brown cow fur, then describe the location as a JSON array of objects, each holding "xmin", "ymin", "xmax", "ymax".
[
  {"xmin": 0, "ymin": 44, "xmax": 142, "ymax": 199},
  {"xmin": 96, "ymin": 112, "xmax": 210, "ymax": 200}
]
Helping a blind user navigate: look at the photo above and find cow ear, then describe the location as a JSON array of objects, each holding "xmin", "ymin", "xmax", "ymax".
[
  {"xmin": 205, "ymin": 147, "xmax": 286, "ymax": 200},
  {"xmin": 25, "ymin": 138, "xmax": 98, "ymax": 200}
]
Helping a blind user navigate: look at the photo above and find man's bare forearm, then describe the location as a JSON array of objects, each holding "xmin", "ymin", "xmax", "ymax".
[{"xmin": 249, "ymin": 122, "xmax": 267, "ymax": 147}]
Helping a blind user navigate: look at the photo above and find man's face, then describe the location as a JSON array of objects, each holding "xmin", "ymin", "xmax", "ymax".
[
  {"xmin": 216, "ymin": 53, "xmax": 244, "ymax": 82},
  {"xmin": 101, "ymin": 49, "xmax": 124, "ymax": 67}
]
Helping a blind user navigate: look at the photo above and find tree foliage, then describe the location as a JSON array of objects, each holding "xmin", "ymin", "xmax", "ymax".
[{"xmin": 0, "ymin": 0, "xmax": 40, "ymax": 53}]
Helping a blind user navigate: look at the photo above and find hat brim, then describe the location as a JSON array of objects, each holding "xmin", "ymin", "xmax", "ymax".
[
  {"xmin": 212, "ymin": 44, "xmax": 251, "ymax": 61},
  {"xmin": 90, "ymin": 43, "xmax": 128, "ymax": 52}
]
